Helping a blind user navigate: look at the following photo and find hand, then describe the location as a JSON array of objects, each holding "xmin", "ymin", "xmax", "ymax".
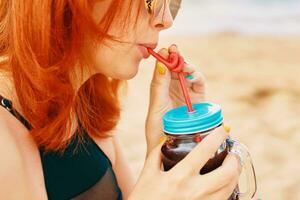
[
  {"xmin": 145, "ymin": 45, "xmax": 205, "ymax": 154},
  {"xmin": 168, "ymin": 45, "xmax": 206, "ymax": 108},
  {"xmin": 129, "ymin": 128, "xmax": 242, "ymax": 200}
]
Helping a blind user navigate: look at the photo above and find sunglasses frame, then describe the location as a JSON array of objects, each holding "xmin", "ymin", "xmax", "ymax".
[{"xmin": 144, "ymin": 0, "xmax": 181, "ymax": 19}]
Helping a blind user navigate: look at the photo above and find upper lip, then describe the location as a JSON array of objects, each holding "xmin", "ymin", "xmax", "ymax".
[{"xmin": 138, "ymin": 43, "xmax": 158, "ymax": 50}]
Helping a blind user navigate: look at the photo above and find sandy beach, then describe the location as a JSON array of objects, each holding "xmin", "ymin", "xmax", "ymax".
[{"xmin": 116, "ymin": 33, "xmax": 300, "ymax": 200}]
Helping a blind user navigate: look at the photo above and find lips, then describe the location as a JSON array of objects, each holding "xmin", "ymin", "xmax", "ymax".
[
  {"xmin": 137, "ymin": 43, "xmax": 158, "ymax": 59},
  {"xmin": 139, "ymin": 43, "xmax": 158, "ymax": 49}
]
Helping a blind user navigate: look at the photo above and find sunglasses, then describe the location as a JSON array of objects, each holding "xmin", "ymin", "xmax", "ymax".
[{"xmin": 144, "ymin": 0, "xmax": 182, "ymax": 20}]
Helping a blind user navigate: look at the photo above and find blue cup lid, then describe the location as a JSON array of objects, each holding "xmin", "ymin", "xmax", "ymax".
[{"xmin": 163, "ymin": 102, "xmax": 223, "ymax": 135}]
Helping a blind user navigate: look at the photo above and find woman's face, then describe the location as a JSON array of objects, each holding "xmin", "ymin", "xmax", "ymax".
[{"xmin": 90, "ymin": 0, "xmax": 174, "ymax": 80}]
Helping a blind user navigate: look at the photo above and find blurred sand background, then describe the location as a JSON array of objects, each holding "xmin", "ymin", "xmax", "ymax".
[
  {"xmin": 116, "ymin": 1, "xmax": 300, "ymax": 199},
  {"xmin": 116, "ymin": 33, "xmax": 300, "ymax": 200}
]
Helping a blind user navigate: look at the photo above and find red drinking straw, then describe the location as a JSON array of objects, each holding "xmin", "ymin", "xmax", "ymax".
[{"xmin": 147, "ymin": 48, "xmax": 194, "ymax": 113}]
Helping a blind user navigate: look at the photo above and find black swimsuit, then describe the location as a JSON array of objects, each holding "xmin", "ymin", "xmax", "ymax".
[{"xmin": 0, "ymin": 95, "xmax": 123, "ymax": 200}]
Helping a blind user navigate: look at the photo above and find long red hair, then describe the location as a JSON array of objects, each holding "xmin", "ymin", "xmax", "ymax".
[{"xmin": 0, "ymin": 0, "xmax": 140, "ymax": 151}]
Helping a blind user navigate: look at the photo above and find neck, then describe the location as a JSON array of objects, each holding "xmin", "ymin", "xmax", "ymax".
[{"xmin": 71, "ymin": 62, "xmax": 97, "ymax": 93}]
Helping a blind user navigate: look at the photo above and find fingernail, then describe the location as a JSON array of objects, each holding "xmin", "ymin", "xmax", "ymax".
[
  {"xmin": 185, "ymin": 74, "xmax": 193, "ymax": 80},
  {"xmin": 223, "ymin": 124, "xmax": 231, "ymax": 133},
  {"xmin": 156, "ymin": 62, "xmax": 167, "ymax": 75},
  {"xmin": 171, "ymin": 44, "xmax": 177, "ymax": 48},
  {"xmin": 159, "ymin": 135, "xmax": 167, "ymax": 144}
]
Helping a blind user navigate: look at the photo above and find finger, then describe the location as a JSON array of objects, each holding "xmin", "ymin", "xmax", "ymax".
[
  {"xmin": 186, "ymin": 70, "xmax": 205, "ymax": 83},
  {"xmin": 169, "ymin": 45, "xmax": 197, "ymax": 81},
  {"xmin": 170, "ymin": 62, "xmax": 197, "ymax": 80},
  {"xmin": 158, "ymin": 48, "xmax": 169, "ymax": 59},
  {"xmin": 168, "ymin": 48, "xmax": 194, "ymax": 79},
  {"xmin": 186, "ymin": 71, "xmax": 206, "ymax": 93},
  {"xmin": 168, "ymin": 44, "xmax": 183, "ymax": 73},
  {"xmin": 182, "ymin": 63, "xmax": 195, "ymax": 74},
  {"xmin": 147, "ymin": 48, "xmax": 172, "ymax": 152},
  {"xmin": 207, "ymin": 179, "xmax": 239, "ymax": 200},
  {"xmin": 170, "ymin": 62, "xmax": 195, "ymax": 79},
  {"xmin": 172, "ymin": 127, "xmax": 229, "ymax": 175},
  {"xmin": 168, "ymin": 44, "xmax": 179, "ymax": 54},
  {"xmin": 171, "ymin": 64, "xmax": 195, "ymax": 80},
  {"xmin": 149, "ymin": 48, "xmax": 171, "ymax": 110},
  {"xmin": 196, "ymin": 153, "xmax": 242, "ymax": 193}
]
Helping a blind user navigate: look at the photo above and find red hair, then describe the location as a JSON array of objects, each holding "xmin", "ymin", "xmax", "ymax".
[{"xmin": 0, "ymin": 0, "xmax": 141, "ymax": 151}]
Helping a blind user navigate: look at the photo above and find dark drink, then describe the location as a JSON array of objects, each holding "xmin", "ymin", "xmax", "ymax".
[
  {"xmin": 161, "ymin": 134, "xmax": 227, "ymax": 174},
  {"xmin": 161, "ymin": 132, "xmax": 239, "ymax": 200}
]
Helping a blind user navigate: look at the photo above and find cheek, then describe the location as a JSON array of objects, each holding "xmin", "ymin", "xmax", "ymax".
[{"xmin": 94, "ymin": 45, "xmax": 142, "ymax": 80}]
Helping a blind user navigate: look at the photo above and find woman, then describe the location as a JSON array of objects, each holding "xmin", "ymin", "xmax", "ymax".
[{"xmin": 0, "ymin": 0, "xmax": 241, "ymax": 199}]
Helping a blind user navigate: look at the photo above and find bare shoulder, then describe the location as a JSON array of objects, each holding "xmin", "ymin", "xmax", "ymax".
[
  {"xmin": 0, "ymin": 72, "xmax": 47, "ymax": 199},
  {"xmin": 0, "ymin": 111, "xmax": 23, "ymax": 175},
  {"xmin": 0, "ymin": 108, "xmax": 30, "ymax": 199},
  {"xmin": 0, "ymin": 107, "xmax": 46, "ymax": 199},
  {"xmin": 0, "ymin": 71, "xmax": 26, "ymax": 196},
  {"xmin": 0, "ymin": 107, "xmax": 20, "ymax": 149}
]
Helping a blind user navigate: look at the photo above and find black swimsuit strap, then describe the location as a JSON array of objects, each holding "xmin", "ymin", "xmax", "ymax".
[
  {"xmin": 0, "ymin": 94, "xmax": 32, "ymax": 130},
  {"xmin": 0, "ymin": 94, "xmax": 13, "ymax": 111}
]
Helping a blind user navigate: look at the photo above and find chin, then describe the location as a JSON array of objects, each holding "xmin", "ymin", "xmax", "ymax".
[{"xmin": 113, "ymin": 61, "xmax": 140, "ymax": 80}]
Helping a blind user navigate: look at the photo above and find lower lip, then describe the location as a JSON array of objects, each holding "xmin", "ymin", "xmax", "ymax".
[{"xmin": 137, "ymin": 45, "xmax": 150, "ymax": 59}]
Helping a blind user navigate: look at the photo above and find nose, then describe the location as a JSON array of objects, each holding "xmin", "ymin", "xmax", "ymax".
[{"xmin": 151, "ymin": 4, "xmax": 174, "ymax": 31}]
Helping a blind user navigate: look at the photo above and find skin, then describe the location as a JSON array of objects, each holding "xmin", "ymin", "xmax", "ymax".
[
  {"xmin": 0, "ymin": 0, "xmax": 244, "ymax": 199},
  {"xmin": 79, "ymin": 0, "xmax": 173, "ymax": 83}
]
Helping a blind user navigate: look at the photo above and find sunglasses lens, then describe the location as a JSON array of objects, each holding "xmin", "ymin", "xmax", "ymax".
[
  {"xmin": 170, "ymin": 0, "xmax": 181, "ymax": 19},
  {"xmin": 153, "ymin": 0, "xmax": 164, "ymax": 18},
  {"xmin": 146, "ymin": 0, "xmax": 182, "ymax": 20}
]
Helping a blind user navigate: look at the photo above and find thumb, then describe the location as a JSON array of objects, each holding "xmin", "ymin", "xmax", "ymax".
[
  {"xmin": 146, "ymin": 48, "xmax": 172, "ymax": 154},
  {"xmin": 148, "ymin": 48, "xmax": 171, "ymax": 112}
]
